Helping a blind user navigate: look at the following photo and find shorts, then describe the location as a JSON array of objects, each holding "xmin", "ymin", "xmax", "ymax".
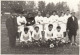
[{"xmin": 18, "ymin": 25, "xmax": 24, "ymax": 33}]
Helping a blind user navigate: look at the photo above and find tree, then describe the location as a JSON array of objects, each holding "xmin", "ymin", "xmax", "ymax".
[
  {"xmin": 55, "ymin": 2, "xmax": 70, "ymax": 16},
  {"xmin": 38, "ymin": 1, "xmax": 46, "ymax": 12},
  {"xmin": 9, "ymin": 1, "xmax": 26, "ymax": 13},
  {"xmin": 23, "ymin": 1, "xmax": 35, "ymax": 13},
  {"xmin": 45, "ymin": 2, "xmax": 55, "ymax": 15}
]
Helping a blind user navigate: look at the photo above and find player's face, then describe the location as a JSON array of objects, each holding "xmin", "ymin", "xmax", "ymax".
[
  {"xmin": 38, "ymin": 12, "xmax": 41, "ymax": 16},
  {"xmin": 24, "ymin": 31, "xmax": 28, "ymax": 34},
  {"xmin": 53, "ymin": 12, "xmax": 56, "ymax": 15},
  {"xmin": 19, "ymin": 14, "xmax": 23, "ymax": 17},
  {"xmin": 61, "ymin": 13, "xmax": 64, "ymax": 16},
  {"xmin": 71, "ymin": 12, "xmax": 75, "ymax": 17},
  {"xmin": 35, "ymin": 28, "xmax": 39, "ymax": 32},
  {"xmin": 28, "ymin": 14, "xmax": 32, "ymax": 18},
  {"xmin": 57, "ymin": 29, "xmax": 60, "ymax": 32},
  {"xmin": 49, "ymin": 26, "xmax": 53, "ymax": 31},
  {"xmin": 66, "ymin": 11, "xmax": 70, "ymax": 15},
  {"xmin": 46, "ymin": 14, "xmax": 49, "ymax": 18}
]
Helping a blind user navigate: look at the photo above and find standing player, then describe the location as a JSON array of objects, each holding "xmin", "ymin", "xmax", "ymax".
[
  {"xmin": 26, "ymin": 13, "xmax": 35, "ymax": 34},
  {"xmin": 64, "ymin": 10, "xmax": 71, "ymax": 43},
  {"xmin": 17, "ymin": 13, "xmax": 27, "ymax": 39},
  {"xmin": 49, "ymin": 11, "xmax": 59, "ymax": 31},
  {"xmin": 43, "ymin": 13, "xmax": 50, "ymax": 31},
  {"xmin": 35, "ymin": 11, "xmax": 44, "ymax": 31},
  {"xmin": 59, "ymin": 12, "xmax": 67, "ymax": 37}
]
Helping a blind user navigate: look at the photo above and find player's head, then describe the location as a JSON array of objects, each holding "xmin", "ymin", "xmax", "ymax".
[
  {"xmin": 38, "ymin": 11, "xmax": 41, "ymax": 16},
  {"xmin": 46, "ymin": 13, "xmax": 50, "ymax": 18},
  {"xmin": 71, "ymin": 12, "xmax": 75, "ymax": 17},
  {"xmin": 48, "ymin": 24, "xmax": 53, "ymax": 31},
  {"xmin": 61, "ymin": 12, "xmax": 65, "ymax": 16},
  {"xmin": 24, "ymin": 28, "xmax": 29, "ymax": 33},
  {"xmin": 56, "ymin": 26, "xmax": 61, "ymax": 32},
  {"xmin": 34, "ymin": 26, "xmax": 39, "ymax": 32},
  {"xmin": 28, "ymin": 13, "xmax": 32, "ymax": 18},
  {"xmin": 66, "ymin": 10, "xmax": 70, "ymax": 15},
  {"xmin": 52, "ymin": 10, "xmax": 57, "ymax": 15},
  {"xmin": 19, "ymin": 12, "xmax": 23, "ymax": 17}
]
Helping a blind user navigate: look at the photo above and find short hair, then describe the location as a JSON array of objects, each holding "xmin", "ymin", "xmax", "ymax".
[
  {"xmin": 57, "ymin": 26, "xmax": 61, "ymax": 29},
  {"xmin": 67, "ymin": 10, "xmax": 69, "ymax": 11},
  {"xmin": 24, "ymin": 28, "xmax": 29, "ymax": 31},
  {"xmin": 34, "ymin": 26, "xmax": 39, "ymax": 29},
  {"xmin": 52, "ymin": 10, "xmax": 57, "ymax": 13},
  {"xmin": 48, "ymin": 24, "xmax": 53, "ymax": 27}
]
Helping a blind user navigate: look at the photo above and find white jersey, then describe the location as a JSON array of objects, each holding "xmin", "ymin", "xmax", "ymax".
[
  {"xmin": 17, "ymin": 16, "xmax": 27, "ymax": 32},
  {"xmin": 43, "ymin": 17, "xmax": 50, "ymax": 31},
  {"xmin": 35, "ymin": 16, "xmax": 44, "ymax": 24},
  {"xmin": 49, "ymin": 15, "xmax": 59, "ymax": 24},
  {"xmin": 35, "ymin": 16, "xmax": 44, "ymax": 31},
  {"xmin": 43, "ymin": 17, "xmax": 50, "ymax": 24},
  {"xmin": 17, "ymin": 16, "xmax": 27, "ymax": 26},
  {"xmin": 20, "ymin": 31, "xmax": 32, "ymax": 42},
  {"xmin": 58, "ymin": 16, "xmax": 66, "ymax": 32},
  {"xmin": 45, "ymin": 30, "xmax": 56, "ymax": 40},
  {"xmin": 32, "ymin": 31, "xmax": 42, "ymax": 40},
  {"xmin": 55, "ymin": 30, "xmax": 63, "ymax": 38}
]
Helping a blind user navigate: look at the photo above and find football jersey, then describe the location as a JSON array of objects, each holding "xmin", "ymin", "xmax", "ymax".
[
  {"xmin": 17, "ymin": 16, "xmax": 27, "ymax": 26},
  {"xmin": 45, "ymin": 30, "xmax": 55, "ymax": 40},
  {"xmin": 55, "ymin": 30, "xmax": 63, "ymax": 38},
  {"xmin": 43, "ymin": 17, "xmax": 50, "ymax": 24},
  {"xmin": 35, "ymin": 16, "xmax": 44, "ymax": 24},
  {"xmin": 20, "ymin": 31, "xmax": 32, "ymax": 42},
  {"xmin": 32, "ymin": 31, "xmax": 42, "ymax": 40},
  {"xmin": 49, "ymin": 15, "xmax": 59, "ymax": 23},
  {"xmin": 26, "ymin": 17, "xmax": 35, "ymax": 26}
]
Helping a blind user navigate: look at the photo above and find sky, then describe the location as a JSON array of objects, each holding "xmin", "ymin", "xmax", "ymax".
[{"xmin": 25, "ymin": 0, "xmax": 80, "ymax": 12}]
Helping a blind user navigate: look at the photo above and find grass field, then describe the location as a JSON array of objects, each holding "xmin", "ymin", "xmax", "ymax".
[{"xmin": 1, "ymin": 15, "xmax": 80, "ymax": 54}]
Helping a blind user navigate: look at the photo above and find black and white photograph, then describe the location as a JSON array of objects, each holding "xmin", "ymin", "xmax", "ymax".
[{"xmin": 1, "ymin": 0, "xmax": 80, "ymax": 55}]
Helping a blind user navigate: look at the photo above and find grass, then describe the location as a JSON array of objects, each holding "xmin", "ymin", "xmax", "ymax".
[{"xmin": 1, "ymin": 15, "xmax": 79, "ymax": 54}]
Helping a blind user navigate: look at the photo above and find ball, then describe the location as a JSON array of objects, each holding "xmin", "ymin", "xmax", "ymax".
[{"xmin": 50, "ymin": 43, "xmax": 54, "ymax": 48}]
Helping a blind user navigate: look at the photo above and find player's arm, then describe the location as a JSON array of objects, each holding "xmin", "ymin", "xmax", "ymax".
[
  {"xmin": 28, "ymin": 32, "xmax": 32, "ymax": 42},
  {"xmin": 17, "ymin": 17, "xmax": 21, "ymax": 26},
  {"xmin": 20, "ymin": 32, "xmax": 24, "ymax": 42},
  {"xmin": 24, "ymin": 17, "xmax": 27, "ymax": 24}
]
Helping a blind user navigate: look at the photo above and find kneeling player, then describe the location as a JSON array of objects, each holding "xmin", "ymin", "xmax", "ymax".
[
  {"xmin": 20, "ymin": 28, "xmax": 32, "ymax": 47},
  {"xmin": 32, "ymin": 26, "xmax": 42, "ymax": 46},
  {"xmin": 55, "ymin": 26, "xmax": 65, "ymax": 46},
  {"xmin": 45, "ymin": 24, "xmax": 56, "ymax": 48}
]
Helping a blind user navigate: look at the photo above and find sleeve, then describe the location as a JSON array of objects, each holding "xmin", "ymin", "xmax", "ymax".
[
  {"xmin": 24, "ymin": 17, "xmax": 27, "ymax": 24},
  {"xmin": 44, "ymin": 31, "xmax": 49, "ymax": 40},
  {"xmin": 53, "ymin": 31, "xmax": 57, "ymax": 38},
  {"xmin": 61, "ymin": 32, "xmax": 64, "ymax": 38},
  {"xmin": 40, "ymin": 31, "xmax": 42, "ymax": 39},
  {"xmin": 17, "ymin": 17, "xmax": 21, "ymax": 26},
  {"xmin": 20, "ymin": 32, "xmax": 24, "ymax": 42},
  {"xmin": 28, "ymin": 32, "xmax": 32, "ymax": 41},
  {"xmin": 32, "ymin": 31, "xmax": 34, "ymax": 38},
  {"xmin": 35, "ymin": 17, "xmax": 38, "ymax": 24}
]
